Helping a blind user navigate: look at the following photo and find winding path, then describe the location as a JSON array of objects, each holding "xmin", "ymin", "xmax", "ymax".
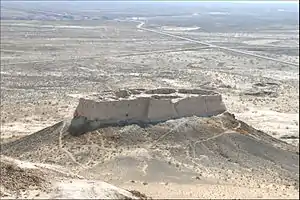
[{"xmin": 134, "ymin": 21, "xmax": 299, "ymax": 67}]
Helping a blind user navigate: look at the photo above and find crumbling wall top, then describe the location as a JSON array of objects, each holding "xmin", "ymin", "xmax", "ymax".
[
  {"xmin": 81, "ymin": 88, "xmax": 220, "ymax": 102},
  {"xmin": 69, "ymin": 88, "xmax": 227, "ymax": 136}
]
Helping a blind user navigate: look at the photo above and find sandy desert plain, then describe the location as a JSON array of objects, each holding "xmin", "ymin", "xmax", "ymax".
[{"xmin": 0, "ymin": 1, "xmax": 299, "ymax": 199}]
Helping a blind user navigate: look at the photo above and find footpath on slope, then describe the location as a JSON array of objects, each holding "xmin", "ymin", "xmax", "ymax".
[{"xmin": 1, "ymin": 88, "xmax": 299, "ymax": 199}]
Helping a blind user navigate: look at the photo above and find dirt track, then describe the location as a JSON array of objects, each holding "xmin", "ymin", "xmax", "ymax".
[
  {"xmin": 1, "ymin": 112, "xmax": 299, "ymax": 198},
  {"xmin": 1, "ymin": 2, "xmax": 299, "ymax": 199},
  {"xmin": 135, "ymin": 21, "xmax": 299, "ymax": 67}
]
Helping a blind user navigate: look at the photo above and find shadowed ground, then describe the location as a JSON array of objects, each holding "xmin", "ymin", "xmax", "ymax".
[{"xmin": 1, "ymin": 112, "xmax": 298, "ymax": 191}]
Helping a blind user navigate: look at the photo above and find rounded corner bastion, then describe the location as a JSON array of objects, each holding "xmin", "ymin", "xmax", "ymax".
[{"xmin": 68, "ymin": 88, "xmax": 227, "ymax": 136}]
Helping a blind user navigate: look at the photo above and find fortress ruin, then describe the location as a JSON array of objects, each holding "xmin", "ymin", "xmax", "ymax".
[{"xmin": 68, "ymin": 88, "xmax": 227, "ymax": 136}]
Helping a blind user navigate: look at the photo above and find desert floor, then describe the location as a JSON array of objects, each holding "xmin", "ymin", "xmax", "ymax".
[{"xmin": 1, "ymin": 2, "xmax": 299, "ymax": 199}]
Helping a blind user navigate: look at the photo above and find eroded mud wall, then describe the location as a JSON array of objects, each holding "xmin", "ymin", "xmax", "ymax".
[
  {"xmin": 69, "ymin": 89, "xmax": 227, "ymax": 136},
  {"xmin": 74, "ymin": 95, "xmax": 226, "ymax": 122}
]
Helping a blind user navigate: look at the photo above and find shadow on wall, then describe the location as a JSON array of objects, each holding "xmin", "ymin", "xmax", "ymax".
[{"xmin": 68, "ymin": 88, "xmax": 226, "ymax": 136}]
